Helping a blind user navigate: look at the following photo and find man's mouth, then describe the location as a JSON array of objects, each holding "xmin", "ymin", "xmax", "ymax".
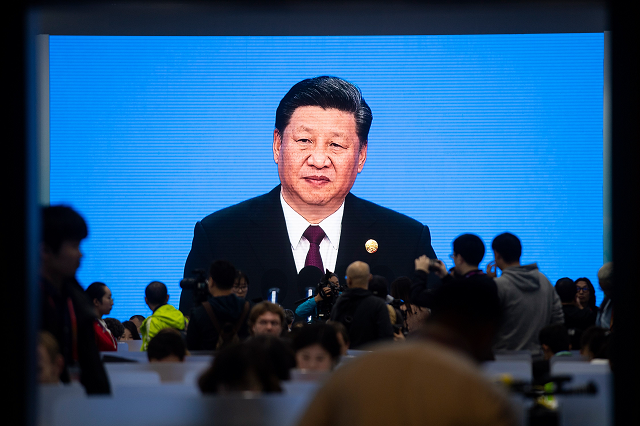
[{"xmin": 303, "ymin": 176, "xmax": 331, "ymax": 184}]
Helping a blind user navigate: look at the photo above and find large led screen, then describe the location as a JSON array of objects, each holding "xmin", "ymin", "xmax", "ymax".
[{"xmin": 48, "ymin": 34, "xmax": 604, "ymax": 319}]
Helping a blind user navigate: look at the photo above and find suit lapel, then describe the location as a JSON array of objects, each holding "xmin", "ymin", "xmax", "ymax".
[{"xmin": 335, "ymin": 193, "xmax": 377, "ymax": 280}]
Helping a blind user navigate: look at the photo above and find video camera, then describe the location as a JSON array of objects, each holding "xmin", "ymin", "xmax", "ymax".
[
  {"xmin": 315, "ymin": 270, "xmax": 346, "ymax": 322},
  {"xmin": 180, "ymin": 269, "xmax": 209, "ymax": 306}
]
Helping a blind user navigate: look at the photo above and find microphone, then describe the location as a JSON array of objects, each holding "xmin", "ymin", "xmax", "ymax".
[{"xmin": 261, "ymin": 268, "xmax": 288, "ymax": 305}]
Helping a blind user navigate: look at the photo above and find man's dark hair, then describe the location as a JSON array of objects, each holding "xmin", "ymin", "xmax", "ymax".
[
  {"xmin": 209, "ymin": 260, "xmax": 237, "ymax": 290},
  {"xmin": 130, "ymin": 314, "xmax": 145, "ymax": 322},
  {"xmin": 85, "ymin": 281, "xmax": 107, "ymax": 304},
  {"xmin": 42, "ymin": 205, "xmax": 88, "ymax": 253},
  {"xmin": 369, "ymin": 275, "xmax": 389, "ymax": 300},
  {"xmin": 555, "ymin": 277, "xmax": 577, "ymax": 303},
  {"xmin": 103, "ymin": 317, "xmax": 124, "ymax": 340},
  {"xmin": 452, "ymin": 233, "xmax": 485, "ymax": 266},
  {"xmin": 390, "ymin": 276, "xmax": 413, "ymax": 313},
  {"xmin": 491, "ymin": 232, "xmax": 522, "ymax": 264},
  {"xmin": 275, "ymin": 76, "xmax": 373, "ymax": 149},
  {"xmin": 292, "ymin": 323, "xmax": 341, "ymax": 361},
  {"xmin": 147, "ymin": 329, "xmax": 186, "ymax": 362},
  {"xmin": 145, "ymin": 281, "xmax": 168, "ymax": 306},
  {"xmin": 539, "ymin": 324, "xmax": 570, "ymax": 354}
]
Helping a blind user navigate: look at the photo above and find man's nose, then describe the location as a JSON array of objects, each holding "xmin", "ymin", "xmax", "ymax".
[{"xmin": 307, "ymin": 144, "xmax": 331, "ymax": 168}]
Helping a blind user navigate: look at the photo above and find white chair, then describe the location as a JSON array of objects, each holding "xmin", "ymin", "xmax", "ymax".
[
  {"xmin": 126, "ymin": 340, "xmax": 143, "ymax": 352},
  {"xmin": 117, "ymin": 342, "xmax": 129, "ymax": 352},
  {"xmin": 38, "ymin": 383, "xmax": 86, "ymax": 426}
]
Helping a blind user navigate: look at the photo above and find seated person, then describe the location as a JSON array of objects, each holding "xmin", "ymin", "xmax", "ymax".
[
  {"xmin": 120, "ymin": 321, "xmax": 141, "ymax": 341},
  {"xmin": 37, "ymin": 331, "xmax": 65, "ymax": 384},
  {"xmin": 327, "ymin": 321, "xmax": 350, "ymax": 356},
  {"xmin": 140, "ymin": 281, "xmax": 187, "ymax": 351},
  {"xmin": 147, "ymin": 329, "xmax": 187, "ymax": 362},
  {"xmin": 198, "ymin": 335, "xmax": 295, "ymax": 394},
  {"xmin": 292, "ymin": 323, "xmax": 341, "ymax": 372},
  {"xmin": 295, "ymin": 271, "xmax": 341, "ymax": 321},
  {"xmin": 580, "ymin": 326, "xmax": 610, "ymax": 362},
  {"xmin": 249, "ymin": 302, "xmax": 286, "ymax": 337},
  {"xmin": 129, "ymin": 315, "xmax": 145, "ymax": 334},
  {"xmin": 103, "ymin": 318, "xmax": 124, "ymax": 341},
  {"xmin": 85, "ymin": 282, "xmax": 117, "ymax": 351},
  {"xmin": 539, "ymin": 324, "xmax": 572, "ymax": 360},
  {"xmin": 187, "ymin": 260, "xmax": 251, "ymax": 351}
]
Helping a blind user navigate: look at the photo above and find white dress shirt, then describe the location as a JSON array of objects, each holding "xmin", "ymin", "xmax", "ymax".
[{"xmin": 280, "ymin": 191, "xmax": 344, "ymax": 273}]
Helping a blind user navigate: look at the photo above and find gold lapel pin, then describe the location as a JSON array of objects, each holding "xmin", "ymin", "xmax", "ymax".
[{"xmin": 365, "ymin": 239, "xmax": 378, "ymax": 254}]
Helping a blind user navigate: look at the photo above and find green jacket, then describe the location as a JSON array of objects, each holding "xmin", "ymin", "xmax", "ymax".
[{"xmin": 140, "ymin": 304, "xmax": 187, "ymax": 351}]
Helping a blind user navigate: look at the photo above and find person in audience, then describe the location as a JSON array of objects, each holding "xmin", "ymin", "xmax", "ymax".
[
  {"xmin": 554, "ymin": 277, "xmax": 596, "ymax": 348},
  {"xmin": 129, "ymin": 315, "xmax": 145, "ymax": 334},
  {"xmin": 187, "ymin": 260, "xmax": 251, "ymax": 350},
  {"xmin": 391, "ymin": 276, "xmax": 429, "ymax": 334},
  {"xmin": 580, "ymin": 326, "xmax": 610, "ymax": 361},
  {"xmin": 147, "ymin": 329, "xmax": 187, "ymax": 362},
  {"xmin": 575, "ymin": 277, "xmax": 598, "ymax": 313},
  {"xmin": 37, "ymin": 331, "xmax": 65, "ymax": 384},
  {"xmin": 39, "ymin": 205, "xmax": 110, "ymax": 394},
  {"xmin": 198, "ymin": 335, "xmax": 295, "ymax": 394},
  {"xmin": 327, "ymin": 321, "xmax": 350, "ymax": 356},
  {"xmin": 412, "ymin": 233, "xmax": 495, "ymax": 308},
  {"xmin": 330, "ymin": 261, "xmax": 394, "ymax": 349},
  {"xmin": 292, "ymin": 323, "xmax": 341, "ymax": 372},
  {"xmin": 297, "ymin": 276, "xmax": 516, "ymax": 426},
  {"xmin": 231, "ymin": 270, "xmax": 250, "ymax": 300},
  {"xmin": 140, "ymin": 281, "xmax": 187, "ymax": 351},
  {"xmin": 596, "ymin": 262, "xmax": 613, "ymax": 329},
  {"xmin": 295, "ymin": 271, "xmax": 341, "ymax": 321},
  {"xmin": 103, "ymin": 318, "xmax": 125, "ymax": 341},
  {"xmin": 486, "ymin": 232, "xmax": 564, "ymax": 352},
  {"xmin": 284, "ymin": 309, "xmax": 295, "ymax": 332},
  {"xmin": 248, "ymin": 301, "xmax": 286, "ymax": 337},
  {"xmin": 85, "ymin": 282, "xmax": 118, "ymax": 351},
  {"xmin": 539, "ymin": 324, "xmax": 572, "ymax": 360},
  {"xmin": 369, "ymin": 275, "xmax": 401, "ymax": 327},
  {"xmin": 120, "ymin": 320, "xmax": 141, "ymax": 341}
]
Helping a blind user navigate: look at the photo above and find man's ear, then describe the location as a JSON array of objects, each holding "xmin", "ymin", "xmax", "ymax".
[
  {"xmin": 357, "ymin": 143, "xmax": 367, "ymax": 173},
  {"xmin": 273, "ymin": 129, "xmax": 282, "ymax": 164},
  {"xmin": 93, "ymin": 298, "xmax": 100, "ymax": 308},
  {"xmin": 165, "ymin": 295, "xmax": 170, "ymax": 303}
]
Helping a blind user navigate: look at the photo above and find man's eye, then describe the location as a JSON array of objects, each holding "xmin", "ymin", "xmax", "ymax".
[
  {"xmin": 330, "ymin": 143, "xmax": 345, "ymax": 149},
  {"xmin": 297, "ymin": 138, "xmax": 311, "ymax": 143}
]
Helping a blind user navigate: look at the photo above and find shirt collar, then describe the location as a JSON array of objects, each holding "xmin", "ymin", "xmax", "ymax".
[{"xmin": 280, "ymin": 190, "xmax": 344, "ymax": 250}]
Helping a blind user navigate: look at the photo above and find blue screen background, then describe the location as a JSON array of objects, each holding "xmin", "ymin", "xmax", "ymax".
[{"xmin": 49, "ymin": 34, "xmax": 604, "ymax": 320}]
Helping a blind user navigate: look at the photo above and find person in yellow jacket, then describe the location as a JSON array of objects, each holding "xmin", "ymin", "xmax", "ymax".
[{"xmin": 140, "ymin": 281, "xmax": 187, "ymax": 351}]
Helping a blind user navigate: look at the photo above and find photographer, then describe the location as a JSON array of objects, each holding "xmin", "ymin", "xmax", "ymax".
[
  {"xmin": 186, "ymin": 260, "xmax": 250, "ymax": 351},
  {"xmin": 295, "ymin": 271, "xmax": 342, "ymax": 322}
]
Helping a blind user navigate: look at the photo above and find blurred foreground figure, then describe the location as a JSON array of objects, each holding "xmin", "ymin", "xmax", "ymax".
[{"xmin": 298, "ymin": 277, "xmax": 517, "ymax": 426}]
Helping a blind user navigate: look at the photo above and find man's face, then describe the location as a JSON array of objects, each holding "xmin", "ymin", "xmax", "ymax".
[
  {"xmin": 252, "ymin": 311, "xmax": 283, "ymax": 337},
  {"xmin": 43, "ymin": 240, "xmax": 83, "ymax": 280},
  {"xmin": 273, "ymin": 106, "xmax": 367, "ymax": 215}
]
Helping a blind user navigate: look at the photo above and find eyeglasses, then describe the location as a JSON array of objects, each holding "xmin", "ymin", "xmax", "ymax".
[
  {"xmin": 232, "ymin": 285, "xmax": 248, "ymax": 291},
  {"xmin": 576, "ymin": 287, "xmax": 589, "ymax": 293}
]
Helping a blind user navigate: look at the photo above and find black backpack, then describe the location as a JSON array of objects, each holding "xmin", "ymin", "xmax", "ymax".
[{"xmin": 202, "ymin": 301, "xmax": 250, "ymax": 350}]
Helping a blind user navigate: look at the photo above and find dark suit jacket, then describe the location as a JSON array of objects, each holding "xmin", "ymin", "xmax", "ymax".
[{"xmin": 180, "ymin": 185, "xmax": 436, "ymax": 313}]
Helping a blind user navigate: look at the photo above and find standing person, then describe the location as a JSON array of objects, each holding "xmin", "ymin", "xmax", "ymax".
[
  {"xmin": 248, "ymin": 302, "xmax": 287, "ymax": 337},
  {"xmin": 39, "ymin": 205, "xmax": 110, "ymax": 394},
  {"xmin": 187, "ymin": 260, "xmax": 251, "ymax": 351},
  {"xmin": 596, "ymin": 262, "xmax": 614, "ymax": 329},
  {"xmin": 330, "ymin": 261, "xmax": 394, "ymax": 349},
  {"xmin": 85, "ymin": 282, "xmax": 117, "ymax": 351},
  {"xmin": 231, "ymin": 271, "xmax": 250, "ymax": 300},
  {"xmin": 180, "ymin": 76, "xmax": 437, "ymax": 313},
  {"xmin": 486, "ymin": 232, "xmax": 564, "ymax": 352},
  {"xmin": 140, "ymin": 281, "xmax": 187, "ymax": 351},
  {"xmin": 554, "ymin": 277, "xmax": 596, "ymax": 348}
]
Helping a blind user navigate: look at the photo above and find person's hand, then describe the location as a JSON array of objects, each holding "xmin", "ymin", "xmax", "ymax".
[
  {"xmin": 415, "ymin": 255, "xmax": 430, "ymax": 273},
  {"xmin": 393, "ymin": 329, "xmax": 406, "ymax": 342},
  {"xmin": 314, "ymin": 286, "xmax": 331, "ymax": 302},
  {"xmin": 575, "ymin": 293, "xmax": 583, "ymax": 309},
  {"xmin": 486, "ymin": 261, "xmax": 498, "ymax": 278}
]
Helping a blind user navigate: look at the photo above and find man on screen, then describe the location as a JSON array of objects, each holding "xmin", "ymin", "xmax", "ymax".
[{"xmin": 180, "ymin": 76, "xmax": 436, "ymax": 314}]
